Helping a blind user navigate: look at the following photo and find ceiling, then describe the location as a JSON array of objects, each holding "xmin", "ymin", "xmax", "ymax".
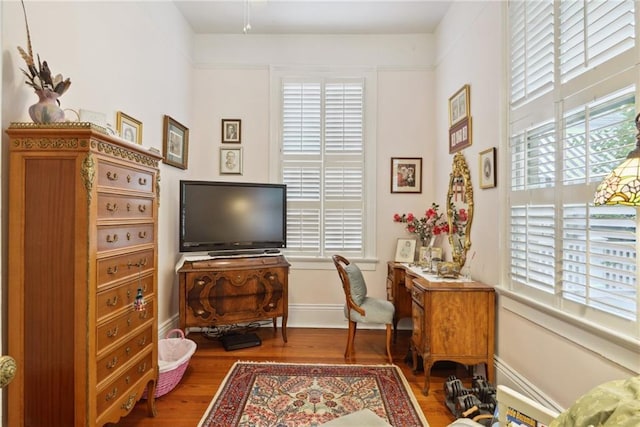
[{"xmin": 174, "ymin": 0, "xmax": 453, "ymax": 35}]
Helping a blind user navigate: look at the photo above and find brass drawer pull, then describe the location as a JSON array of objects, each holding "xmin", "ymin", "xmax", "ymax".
[
  {"xmin": 106, "ymin": 356, "xmax": 118, "ymax": 369},
  {"xmin": 138, "ymin": 362, "xmax": 147, "ymax": 373},
  {"xmin": 127, "ymin": 289, "xmax": 131, "ymax": 300},
  {"xmin": 121, "ymin": 394, "xmax": 136, "ymax": 411},
  {"xmin": 107, "ymin": 326, "xmax": 119, "ymax": 338},
  {"xmin": 139, "ymin": 177, "xmax": 147, "ymax": 186},
  {"xmin": 105, "ymin": 387, "xmax": 118, "ymax": 401},
  {"xmin": 106, "ymin": 296, "xmax": 118, "ymax": 306},
  {"xmin": 138, "ymin": 336, "xmax": 147, "ymax": 346},
  {"xmin": 127, "ymin": 318, "xmax": 132, "ymax": 327},
  {"xmin": 106, "ymin": 203, "xmax": 118, "ymax": 212},
  {"xmin": 138, "ymin": 204, "xmax": 147, "ymax": 213},
  {"xmin": 127, "ymin": 203, "xmax": 131, "ymax": 212},
  {"xmin": 127, "ymin": 232, "xmax": 131, "ymax": 240},
  {"xmin": 127, "ymin": 175, "xmax": 132, "ymax": 183},
  {"xmin": 139, "ymin": 311, "xmax": 148, "ymax": 319},
  {"xmin": 138, "ymin": 231, "xmax": 147, "ymax": 239},
  {"xmin": 106, "ymin": 171, "xmax": 118, "ymax": 181},
  {"xmin": 125, "ymin": 346, "xmax": 131, "ymax": 355},
  {"xmin": 128, "ymin": 258, "xmax": 148, "ymax": 269},
  {"xmin": 106, "ymin": 234, "xmax": 119, "ymax": 243},
  {"xmin": 107, "ymin": 266, "xmax": 118, "ymax": 275}
]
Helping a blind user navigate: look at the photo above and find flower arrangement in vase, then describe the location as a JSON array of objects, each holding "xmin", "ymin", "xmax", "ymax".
[
  {"xmin": 17, "ymin": 0, "xmax": 71, "ymax": 123},
  {"xmin": 393, "ymin": 202, "xmax": 449, "ymax": 247}
]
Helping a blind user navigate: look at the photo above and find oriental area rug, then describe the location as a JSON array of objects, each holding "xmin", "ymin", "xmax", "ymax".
[{"xmin": 198, "ymin": 361, "xmax": 429, "ymax": 427}]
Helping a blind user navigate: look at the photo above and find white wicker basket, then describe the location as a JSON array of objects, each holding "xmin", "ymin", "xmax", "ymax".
[{"xmin": 142, "ymin": 329, "xmax": 197, "ymax": 399}]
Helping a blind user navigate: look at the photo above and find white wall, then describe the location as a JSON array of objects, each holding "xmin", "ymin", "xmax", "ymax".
[{"xmin": 435, "ymin": 1, "xmax": 638, "ymax": 410}]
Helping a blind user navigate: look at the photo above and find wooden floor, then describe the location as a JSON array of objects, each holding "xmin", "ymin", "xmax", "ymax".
[{"xmin": 114, "ymin": 327, "xmax": 471, "ymax": 427}]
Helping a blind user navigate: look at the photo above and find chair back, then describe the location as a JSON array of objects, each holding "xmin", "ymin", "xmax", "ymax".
[{"xmin": 332, "ymin": 255, "xmax": 366, "ymax": 317}]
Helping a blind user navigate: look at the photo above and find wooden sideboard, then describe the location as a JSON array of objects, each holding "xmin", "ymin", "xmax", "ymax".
[
  {"xmin": 178, "ymin": 255, "xmax": 290, "ymax": 341},
  {"xmin": 388, "ymin": 263, "xmax": 495, "ymax": 395},
  {"xmin": 6, "ymin": 123, "xmax": 161, "ymax": 426}
]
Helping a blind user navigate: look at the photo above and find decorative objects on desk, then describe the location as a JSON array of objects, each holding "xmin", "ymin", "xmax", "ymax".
[
  {"xmin": 437, "ymin": 261, "xmax": 461, "ymax": 279},
  {"xmin": 221, "ymin": 119, "xmax": 241, "ymax": 143},
  {"xmin": 116, "ymin": 111, "xmax": 143, "ymax": 144},
  {"xmin": 479, "ymin": 147, "xmax": 497, "ymax": 189},
  {"xmin": 390, "ymin": 157, "xmax": 422, "ymax": 193},
  {"xmin": 447, "ymin": 152, "xmax": 474, "ymax": 268},
  {"xmin": 163, "ymin": 115, "xmax": 189, "ymax": 169},
  {"xmin": 220, "ymin": 147, "xmax": 243, "ymax": 175},
  {"xmin": 394, "ymin": 238, "xmax": 417, "ymax": 263},
  {"xmin": 17, "ymin": 0, "xmax": 71, "ymax": 123}
]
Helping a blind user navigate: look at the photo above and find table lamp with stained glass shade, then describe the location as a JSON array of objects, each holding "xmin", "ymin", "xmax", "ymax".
[{"xmin": 594, "ymin": 113, "xmax": 640, "ymax": 206}]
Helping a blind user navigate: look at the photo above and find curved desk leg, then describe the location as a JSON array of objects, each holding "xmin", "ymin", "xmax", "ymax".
[
  {"xmin": 422, "ymin": 358, "xmax": 434, "ymax": 395},
  {"xmin": 281, "ymin": 314, "xmax": 288, "ymax": 343}
]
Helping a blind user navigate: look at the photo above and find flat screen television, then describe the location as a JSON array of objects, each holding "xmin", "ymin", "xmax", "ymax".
[{"xmin": 179, "ymin": 180, "xmax": 287, "ymax": 255}]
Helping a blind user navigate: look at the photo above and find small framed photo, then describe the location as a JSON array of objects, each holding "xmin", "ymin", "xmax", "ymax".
[
  {"xmin": 162, "ymin": 115, "xmax": 189, "ymax": 169},
  {"xmin": 479, "ymin": 147, "xmax": 497, "ymax": 189},
  {"xmin": 116, "ymin": 111, "xmax": 143, "ymax": 144},
  {"xmin": 395, "ymin": 238, "xmax": 417, "ymax": 263},
  {"xmin": 449, "ymin": 116, "xmax": 472, "ymax": 154},
  {"xmin": 220, "ymin": 147, "xmax": 242, "ymax": 175},
  {"xmin": 449, "ymin": 84, "xmax": 470, "ymax": 127},
  {"xmin": 391, "ymin": 157, "xmax": 422, "ymax": 193},
  {"xmin": 222, "ymin": 119, "xmax": 241, "ymax": 143}
]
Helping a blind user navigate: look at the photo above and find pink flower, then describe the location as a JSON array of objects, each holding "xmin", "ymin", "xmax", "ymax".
[
  {"xmin": 406, "ymin": 213, "xmax": 415, "ymax": 222},
  {"xmin": 393, "ymin": 213, "xmax": 402, "ymax": 222}
]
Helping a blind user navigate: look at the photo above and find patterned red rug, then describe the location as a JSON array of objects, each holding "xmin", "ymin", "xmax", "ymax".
[{"xmin": 197, "ymin": 361, "xmax": 429, "ymax": 427}]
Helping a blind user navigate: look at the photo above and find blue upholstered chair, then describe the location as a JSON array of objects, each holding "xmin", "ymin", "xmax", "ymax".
[{"xmin": 332, "ymin": 255, "xmax": 395, "ymax": 363}]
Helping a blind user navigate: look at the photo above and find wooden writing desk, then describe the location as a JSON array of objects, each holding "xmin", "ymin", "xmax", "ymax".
[{"xmin": 388, "ymin": 263, "xmax": 495, "ymax": 395}]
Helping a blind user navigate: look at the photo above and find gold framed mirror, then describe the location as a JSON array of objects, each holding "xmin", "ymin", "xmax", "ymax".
[{"xmin": 447, "ymin": 152, "xmax": 473, "ymax": 267}]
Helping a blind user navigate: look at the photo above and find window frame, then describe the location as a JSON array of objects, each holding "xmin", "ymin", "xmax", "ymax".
[
  {"xmin": 506, "ymin": 0, "xmax": 640, "ymax": 347},
  {"xmin": 269, "ymin": 67, "xmax": 378, "ymax": 268}
]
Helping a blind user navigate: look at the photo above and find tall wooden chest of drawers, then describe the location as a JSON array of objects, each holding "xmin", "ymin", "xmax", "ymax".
[{"xmin": 6, "ymin": 123, "xmax": 161, "ymax": 426}]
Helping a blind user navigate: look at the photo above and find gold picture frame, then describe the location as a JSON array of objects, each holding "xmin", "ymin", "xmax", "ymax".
[
  {"xmin": 162, "ymin": 115, "xmax": 189, "ymax": 169},
  {"xmin": 448, "ymin": 84, "xmax": 470, "ymax": 127},
  {"xmin": 116, "ymin": 111, "xmax": 142, "ymax": 144}
]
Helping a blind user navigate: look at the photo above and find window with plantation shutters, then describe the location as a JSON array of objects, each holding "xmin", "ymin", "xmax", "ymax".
[
  {"xmin": 508, "ymin": 0, "xmax": 638, "ymax": 338},
  {"xmin": 281, "ymin": 79, "xmax": 365, "ymax": 257}
]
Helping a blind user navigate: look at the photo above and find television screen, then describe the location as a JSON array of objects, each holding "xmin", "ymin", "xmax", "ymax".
[{"xmin": 179, "ymin": 180, "xmax": 286, "ymax": 254}]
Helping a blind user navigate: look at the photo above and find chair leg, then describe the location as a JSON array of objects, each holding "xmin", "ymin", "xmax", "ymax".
[
  {"xmin": 385, "ymin": 324, "xmax": 393, "ymax": 364},
  {"xmin": 345, "ymin": 320, "xmax": 357, "ymax": 360}
]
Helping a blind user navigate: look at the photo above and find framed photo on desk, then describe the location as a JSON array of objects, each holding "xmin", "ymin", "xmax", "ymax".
[{"xmin": 395, "ymin": 238, "xmax": 416, "ymax": 263}]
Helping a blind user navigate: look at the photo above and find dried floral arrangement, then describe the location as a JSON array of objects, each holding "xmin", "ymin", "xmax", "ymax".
[{"xmin": 17, "ymin": 0, "xmax": 71, "ymax": 102}]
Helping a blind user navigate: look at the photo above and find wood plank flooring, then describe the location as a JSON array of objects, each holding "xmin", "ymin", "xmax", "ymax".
[{"xmin": 113, "ymin": 327, "xmax": 471, "ymax": 427}]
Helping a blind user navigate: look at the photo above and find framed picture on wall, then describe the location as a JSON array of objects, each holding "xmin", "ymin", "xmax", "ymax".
[
  {"xmin": 448, "ymin": 84, "xmax": 470, "ymax": 126},
  {"xmin": 162, "ymin": 115, "xmax": 189, "ymax": 169},
  {"xmin": 395, "ymin": 238, "xmax": 417, "ymax": 263},
  {"xmin": 449, "ymin": 116, "xmax": 472, "ymax": 154},
  {"xmin": 391, "ymin": 157, "xmax": 422, "ymax": 193},
  {"xmin": 479, "ymin": 147, "xmax": 497, "ymax": 189},
  {"xmin": 116, "ymin": 111, "xmax": 143, "ymax": 144},
  {"xmin": 220, "ymin": 147, "xmax": 242, "ymax": 174},
  {"xmin": 222, "ymin": 119, "xmax": 241, "ymax": 143}
]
